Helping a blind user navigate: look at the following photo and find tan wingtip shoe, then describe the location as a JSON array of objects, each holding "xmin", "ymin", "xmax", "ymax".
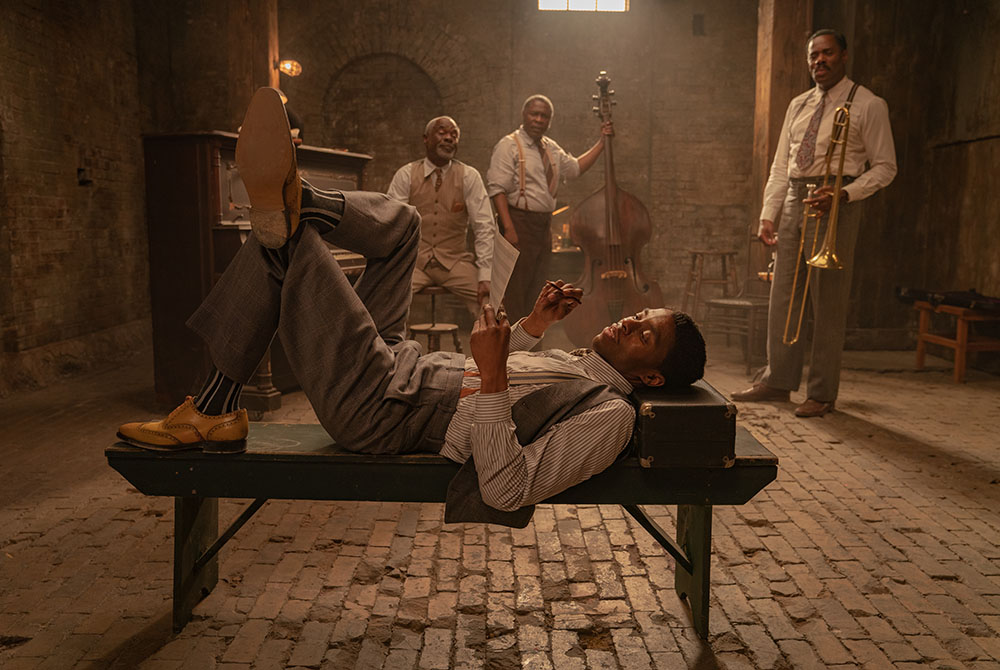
[
  {"xmin": 237, "ymin": 86, "xmax": 300, "ymax": 248},
  {"xmin": 117, "ymin": 397, "xmax": 248, "ymax": 453}
]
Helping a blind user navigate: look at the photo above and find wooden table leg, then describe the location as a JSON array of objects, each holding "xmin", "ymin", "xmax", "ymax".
[
  {"xmin": 955, "ymin": 315, "xmax": 969, "ymax": 383},
  {"xmin": 915, "ymin": 306, "xmax": 930, "ymax": 370},
  {"xmin": 675, "ymin": 504, "xmax": 712, "ymax": 639},
  {"xmin": 173, "ymin": 497, "xmax": 219, "ymax": 633}
]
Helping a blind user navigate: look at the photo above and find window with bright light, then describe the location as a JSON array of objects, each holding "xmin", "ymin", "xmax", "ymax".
[{"xmin": 538, "ymin": 0, "xmax": 629, "ymax": 11}]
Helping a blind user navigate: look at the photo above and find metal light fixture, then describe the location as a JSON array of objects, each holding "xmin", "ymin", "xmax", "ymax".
[{"xmin": 277, "ymin": 59, "xmax": 303, "ymax": 77}]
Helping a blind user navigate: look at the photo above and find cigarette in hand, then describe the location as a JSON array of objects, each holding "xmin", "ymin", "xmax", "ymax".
[{"xmin": 545, "ymin": 281, "xmax": 581, "ymax": 304}]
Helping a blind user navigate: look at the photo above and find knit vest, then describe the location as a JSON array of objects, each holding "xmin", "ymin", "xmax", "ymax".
[
  {"xmin": 444, "ymin": 379, "xmax": 628, "ymax": 528},
  {"xmin": 409, "ymin": 161, "xmax": 471, "ymax": 271}
]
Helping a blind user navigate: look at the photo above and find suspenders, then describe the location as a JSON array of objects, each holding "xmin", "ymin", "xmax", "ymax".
[{"xmin": 511, "ymin": 132, "xmax": 529, "ymax": 210}]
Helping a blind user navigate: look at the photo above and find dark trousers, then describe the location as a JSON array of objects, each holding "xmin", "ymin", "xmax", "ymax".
[{"xmin": 503, "ymin": 207, "xmax": 553, "ymax": 321}]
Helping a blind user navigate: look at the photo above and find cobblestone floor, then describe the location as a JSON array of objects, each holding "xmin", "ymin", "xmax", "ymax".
[{"xmin": 1, "ymin": 340, "xmax": 998, "ymax": 669}]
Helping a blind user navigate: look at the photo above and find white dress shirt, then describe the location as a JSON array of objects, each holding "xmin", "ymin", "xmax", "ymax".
[
  {"xmin": 439, "ymin": 320, "xmax": 634, "ymax": 512},
  {"xmin": 761, "ymin": 76, "xmax": 897, "ymax": 222},
  {"xmin": 387, "ymin": 158, "xmax": 496, "ymax": 282},
  {"xmin": 486, "ymin": 127, "xmax": 581, "ymax": 213}
]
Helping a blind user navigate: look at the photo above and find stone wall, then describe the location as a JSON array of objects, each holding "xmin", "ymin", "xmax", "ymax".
[{"xmin": 0, "ymin": 2, "xmax": 149, "ymax": 395}]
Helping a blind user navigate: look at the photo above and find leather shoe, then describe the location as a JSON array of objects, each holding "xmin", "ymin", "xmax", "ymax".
[
  {"xmin": 795, "ymin": 398, "xmax": 835, "ymax": 418},
  {"xmin": 731, "ymin": 383, "xmax": 790, "ymax": 402},
  {"xmin": 117, "ymin": 397, "xmax": 248, "ymax": 453},
  {"xmin": 237, "ymin": 87, "xmax": 300, "ymax": 248}
]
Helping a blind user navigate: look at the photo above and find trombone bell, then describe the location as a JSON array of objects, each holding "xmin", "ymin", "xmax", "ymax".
[{"xmin": 807, "ymin": 244, "xmax": 842, "ymax": 270}]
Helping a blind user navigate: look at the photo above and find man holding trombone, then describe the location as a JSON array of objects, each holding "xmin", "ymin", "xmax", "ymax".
[{"xmin": 732, "ymin": 29, "xmax": 897, "ymax": 417}]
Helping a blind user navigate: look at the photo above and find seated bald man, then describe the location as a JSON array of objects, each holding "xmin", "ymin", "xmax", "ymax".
[{"xmin": 118, "ymin": 88, "xmax": 706, "ymax": 515}]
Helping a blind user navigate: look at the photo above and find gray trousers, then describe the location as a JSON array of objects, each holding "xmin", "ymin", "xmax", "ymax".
[
  {"xmin": 187, "ymin": 188, "xmax": 465, "ymax": 454},
  {"xmin": 762, "ymin": 180, "xmax": 862, "ymax": 402}
]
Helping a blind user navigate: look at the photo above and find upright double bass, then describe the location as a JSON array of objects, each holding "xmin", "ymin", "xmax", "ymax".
[{"xmin": 562, "ymin": 71, "xmax": 663, "ymax": 347}]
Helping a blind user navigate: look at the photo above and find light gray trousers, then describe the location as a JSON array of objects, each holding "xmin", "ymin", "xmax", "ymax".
[
  {"xmin": 187, "ymin": 187, "xmax": 465, "ymax": 454},
  {"xmin": 762, "ymin": 180, "xmax": 862, "ymax": 402}
]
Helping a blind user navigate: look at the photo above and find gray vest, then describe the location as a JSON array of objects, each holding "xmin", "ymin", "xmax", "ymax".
[{"xmin": 444, "ymin": 379, "xmax": 628, "ymax": 528}]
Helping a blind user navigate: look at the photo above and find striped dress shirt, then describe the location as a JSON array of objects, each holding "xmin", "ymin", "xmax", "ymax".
[{"xmin": 439, "ymin": 321, "xmax": 635, "ymax": 512}]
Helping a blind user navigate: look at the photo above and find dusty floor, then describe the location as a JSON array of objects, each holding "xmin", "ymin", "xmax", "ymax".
[{"xmin": 1, "ymin": 335, "xmax": 998, "ymax": 669}]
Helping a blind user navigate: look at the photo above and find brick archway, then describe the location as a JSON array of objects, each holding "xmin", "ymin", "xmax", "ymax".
[
  {"xmin": 319, "ymin": 54, "xmax": 442, "ymax": 193},
  {"xmin": 279, "ymin": 6, "xmax": 497, "ymax": 186}
]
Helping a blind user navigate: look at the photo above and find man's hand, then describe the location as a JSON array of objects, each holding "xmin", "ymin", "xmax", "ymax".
[
  {"xmin": 758, "ymin": 219, "xmax": 777, "ymax": 246},
  {"xmin": 521, "ymin": 280, "xmax": 583, "ymax": 338},
  {"xmin": 503, "ymin": 224, "xmax": 519, "ymax": 248},
  {"xmin": 803, "ymin": 185, "xmax": 848, "ymax": 214},
  {"xmin": 600, "ymin": 120, "xmax": 615, "ymax": 137},
  {"xmin": 471, "ymin": 304, "xmax": 510, "ymax": 394},
  {"xmin": 477, "ymin": 281, "xmax": 491, "ymax": 306}
]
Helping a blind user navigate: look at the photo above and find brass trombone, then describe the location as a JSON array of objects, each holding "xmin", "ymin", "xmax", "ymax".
[{"xmin": 782, "ymin": 105, "xmax": 851, "ymax": 345}]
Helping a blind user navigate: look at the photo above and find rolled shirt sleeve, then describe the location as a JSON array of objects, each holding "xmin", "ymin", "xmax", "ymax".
[
  {"xmin": 386, "ymin": 163, "xmax": 413, "ymax": 203},
  {"xmin": 464, "ymin": 167, "xmax": 496, "ymax": 282},
  {"xmin": 841, "ymin": 95, "xmax": 897, "ymax": 203}
]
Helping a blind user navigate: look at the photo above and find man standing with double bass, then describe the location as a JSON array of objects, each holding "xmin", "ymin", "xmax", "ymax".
[
  {"xmin": 732, "ymin": 29, "xmax": 897, "ymax": 417},
  {"xmin": 486, "ymin": 95, "xmax": 613, "ymax": 321}
]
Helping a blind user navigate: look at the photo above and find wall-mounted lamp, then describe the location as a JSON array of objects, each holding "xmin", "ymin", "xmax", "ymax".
[{"xmin": 277, "ymin": 59, "xmax": 303, "ymax": 77}]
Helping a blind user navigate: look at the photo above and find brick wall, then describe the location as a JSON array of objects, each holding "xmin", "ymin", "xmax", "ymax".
[
  {"xmin": 0, "ymin": 2, "xmax": 150, "ymax": 394},
  {"xmin": 279, "ymin": 0, "xmax": 759, "ymax": 308}
]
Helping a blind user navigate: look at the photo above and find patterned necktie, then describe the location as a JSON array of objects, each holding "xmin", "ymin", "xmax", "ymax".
[
  {"xmin": 795, "ymin": 91, "xmax": 826, "ymax": 171},
  {"xmin": 536, "ymin": 141, "xmax": 557, "ymax": 196},
  {"xmin": 433, "ymin": 167, "xmax": 443, "ymax": 192}
]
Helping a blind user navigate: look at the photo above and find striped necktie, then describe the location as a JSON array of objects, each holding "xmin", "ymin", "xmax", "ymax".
[{"xmin": 433, "ymin": 167, "xmax": 443, "ymax": 192}]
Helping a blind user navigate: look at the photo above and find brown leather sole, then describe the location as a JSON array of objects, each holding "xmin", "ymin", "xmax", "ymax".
[
  {"xmin": 116, "ymin": 432, "xmax": 247, "ymax": 454},
  {"xmin": 236, "ymin": 87, "xmax": 297, "ymax": 248}
]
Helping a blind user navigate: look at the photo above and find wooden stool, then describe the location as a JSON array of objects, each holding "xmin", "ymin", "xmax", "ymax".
[
  {"xmin": 681, "ymin": 250, "xmax": 740, "ymax": 320},
  {"xmin": 408, "ymin": 286, "xmax": 462, "ymax": 353},
  {"xmin": 914, "ymin": 300, "xmax": 1000, "ymax": 383}
]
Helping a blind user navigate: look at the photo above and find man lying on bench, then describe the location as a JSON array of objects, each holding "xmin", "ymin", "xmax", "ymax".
[{"xmin": 117, "ymin": 87, "xmax": 706, "ymax": 526}]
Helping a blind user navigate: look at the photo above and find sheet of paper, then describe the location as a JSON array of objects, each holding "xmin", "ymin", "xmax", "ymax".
[{"xmin": 489, "ymin": 227, "xmax": 520, "ymax": 311}]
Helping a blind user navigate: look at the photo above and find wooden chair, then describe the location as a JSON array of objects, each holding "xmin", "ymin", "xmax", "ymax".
[{"xmin": 681, "ymin": 250, "xmax": 740, "ymax": 321}]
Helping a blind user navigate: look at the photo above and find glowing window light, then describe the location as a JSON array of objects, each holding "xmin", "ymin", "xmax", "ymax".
[{"xmin": 539, "ymin": 0, "xmax": 628, "ymax": 11}]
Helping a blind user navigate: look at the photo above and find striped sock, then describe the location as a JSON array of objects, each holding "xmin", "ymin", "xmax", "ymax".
[
  {"xmin": 194, "ymin": 369, "xmax": 243, "ymax": 415},
  {"xmin": 300, "ymin": 180, "xmax": 345, "ymax": 233}
]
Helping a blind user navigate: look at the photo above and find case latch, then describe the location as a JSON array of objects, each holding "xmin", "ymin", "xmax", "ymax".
[{"xmin": 639, "ymin": 402, "xmax": 655, "ymax": 419}]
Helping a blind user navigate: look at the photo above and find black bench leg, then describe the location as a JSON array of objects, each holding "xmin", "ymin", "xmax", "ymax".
[
  {"xmin": 674, "ymin": 504, "xmax": 712, "ymax": 639},
  {"xmin": 173, "ymin": 496, "xmax": 218, "ymax": 633},
  {"xmin": 623, "ymin": 504, "xmax": 713, "ymax": 639}
]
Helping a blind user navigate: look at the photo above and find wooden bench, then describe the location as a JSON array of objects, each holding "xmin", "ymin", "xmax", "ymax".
[
  {"xmin": 914, "ymin": 300, "xmax": 1000, "ymax": 382},
  {"xmin": 106, "ymin": 424, "xmax": 777, "ymax": 639}
]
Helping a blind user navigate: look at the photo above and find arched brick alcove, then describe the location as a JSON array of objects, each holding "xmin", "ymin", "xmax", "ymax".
[
  {"xmin": 321, "ymin": 54, "xmax": 442, "ymax": 193},
  {"xmin": 278, "ymin": 3, "xmax": 501, "ymax": 189}
]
